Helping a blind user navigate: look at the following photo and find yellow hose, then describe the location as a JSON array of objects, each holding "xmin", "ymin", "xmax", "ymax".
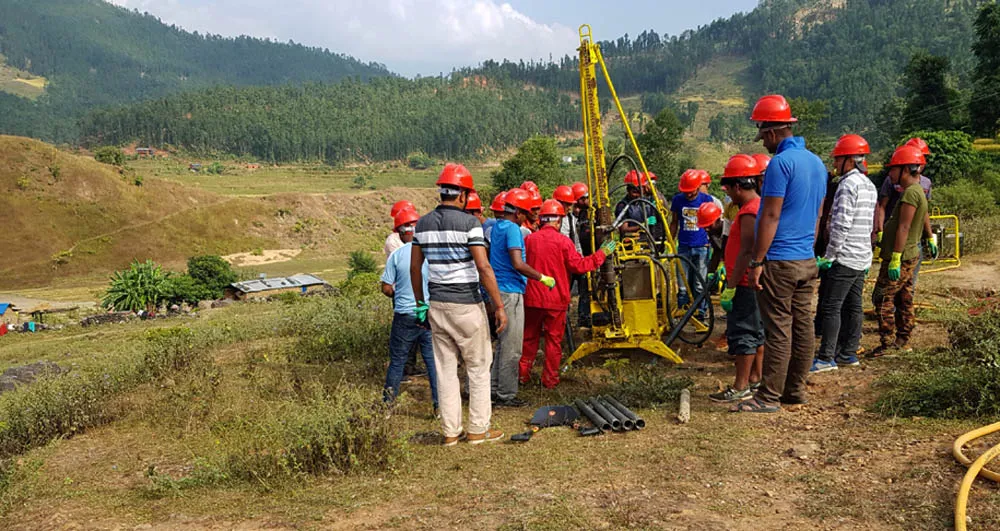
[{"xmin": 953, "ymin": 422, "xmax": 1000, "ymax": 531}]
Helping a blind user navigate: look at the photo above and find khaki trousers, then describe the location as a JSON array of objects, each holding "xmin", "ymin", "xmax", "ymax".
[
  {"xmin": 755, "ymin": 259, "xmax": 818, "ymax": 406},
  {"xmin": 428, "ymin": 301, "xmax": 493, "ymax": 437}
]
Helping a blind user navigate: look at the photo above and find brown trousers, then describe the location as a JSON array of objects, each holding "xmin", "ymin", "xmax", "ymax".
[
  {"xmin": 755, "ymin": 259, "xmax": 819, "ymax": 406},
  {"xmin": 872, "ymin": 258, "xmax": 917, "ymax": 348}
]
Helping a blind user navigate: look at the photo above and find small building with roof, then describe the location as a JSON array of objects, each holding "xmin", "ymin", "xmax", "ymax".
[{"xmin": 224, "ymin": 274, "xmax": 330, "ymax": 301}]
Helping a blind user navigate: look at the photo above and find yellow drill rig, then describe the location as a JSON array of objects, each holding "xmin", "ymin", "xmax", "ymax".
[{"xmin": 566, "ymin": 25, "xmax": 714, "ymax": 368}]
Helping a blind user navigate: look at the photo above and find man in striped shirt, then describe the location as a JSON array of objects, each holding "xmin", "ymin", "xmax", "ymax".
[
  {"xmin": 811, "ymin": 135, "xmax": 878, "ymax": 373},
  {"xmin": 411, "ymin": 163, "xmax": 508, "ymax": 446}
]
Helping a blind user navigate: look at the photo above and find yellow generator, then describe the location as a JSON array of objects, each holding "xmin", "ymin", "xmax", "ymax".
[{"xmin": 566, "ymin": 25, "xmax": 714, "ymax": 369}]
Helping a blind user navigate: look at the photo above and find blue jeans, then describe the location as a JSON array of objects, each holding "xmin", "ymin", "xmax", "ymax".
[
  {"xmin": 384, "ymin": 312, "xmax": 438, "ymax": 407},
  {"xmin": 677, "ymin": 244, "xmax": 710, "ymax": 315}
]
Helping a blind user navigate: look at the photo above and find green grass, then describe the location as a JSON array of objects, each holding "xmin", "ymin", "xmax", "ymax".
[
  {"xmin": 0, "ymin": 54, "xmax": 46, "ymax": 100},
  {"xmin": 129, "ymin": 158, "xmax": 497, "ymax": 196}
]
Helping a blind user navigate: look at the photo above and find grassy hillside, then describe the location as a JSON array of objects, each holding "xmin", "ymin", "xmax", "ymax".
[{"xmin": 0, "ymin": 136, "xmax": 438, "ymax": 290}]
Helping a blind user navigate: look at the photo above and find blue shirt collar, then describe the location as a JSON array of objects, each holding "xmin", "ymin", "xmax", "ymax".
[{"xmin": 776, "ymin": 136, "xmax": 806, "ymax": 154}]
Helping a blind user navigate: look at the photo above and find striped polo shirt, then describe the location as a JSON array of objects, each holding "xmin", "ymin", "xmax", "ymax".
[{"xmin": 413, "ymin": 205, "xmax": 485, "ymax": 304}]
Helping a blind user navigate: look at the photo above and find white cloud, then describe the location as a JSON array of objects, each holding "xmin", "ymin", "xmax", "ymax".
[{"xmin": 107, "ymin": 0, "xmax": 578, "ymax": 75}]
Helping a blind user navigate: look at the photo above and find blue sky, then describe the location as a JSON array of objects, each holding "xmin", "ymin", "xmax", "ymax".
[{"xmin": 109, "ymin": 0, "xmax": 759, "ymax": 76}]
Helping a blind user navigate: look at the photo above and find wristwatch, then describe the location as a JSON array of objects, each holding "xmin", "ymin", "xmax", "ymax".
[{"xmin": 748, "ymin": 259, "xmax": 765, "ymax": 269}]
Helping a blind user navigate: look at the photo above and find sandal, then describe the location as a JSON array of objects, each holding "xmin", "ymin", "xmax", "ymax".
[{"xmin": 730, "ymin": 398, "xmax": 780, "ymax": 413}]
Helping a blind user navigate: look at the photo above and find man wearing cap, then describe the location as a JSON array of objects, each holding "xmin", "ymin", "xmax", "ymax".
[
  {"xmin": 670, "ymin": 169, "xmax": 716, "ymax": 318},
  {"xmin": 382, "ymin": 208, "xmax": 438, "ymax": 413},
  {"xmin": 572, "ymin": 182, "xmax": 595, "ymax": 328},
  {"xmin": 810, "ymin": 135, "xmax": 878, "ymax": 373},
  {"xmin": 737, "ymin": 95, "xmax": 826, "ymax": 413},
  {"xmin": 385, "ymin": 200, "xmax": 416, "ymax": 257},
  {"xmin": 520, "ymin": 200, "xmax": 614, "ymax": 389},
  {"xmin": 411, "ymin": 163, "xmax": 508, "ymax": 445}
]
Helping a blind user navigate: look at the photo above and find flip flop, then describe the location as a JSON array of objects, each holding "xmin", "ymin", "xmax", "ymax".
[{"xmin": 730, "ymin": 398, "xmax": 780, "ymax": 413}]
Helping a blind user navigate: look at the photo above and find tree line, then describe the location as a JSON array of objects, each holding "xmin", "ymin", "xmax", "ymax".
[{"xmin": 79, "ymin": 76, "xmax": 580, "ymax": 162}]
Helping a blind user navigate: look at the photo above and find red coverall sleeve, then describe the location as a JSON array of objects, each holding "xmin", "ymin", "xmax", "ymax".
[{"xmin": 564, "ymin": 241, "xmax": 606, "ymax": 275}]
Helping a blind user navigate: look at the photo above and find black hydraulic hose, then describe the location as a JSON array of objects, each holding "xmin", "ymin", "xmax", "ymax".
[
  {"xmin": 574, "ymin": 399, "xmax": 611, "ymax": 432},
  {"xmin": 604, "ymin": 396, "xmax": 646, "ymax": 430},
  {"xmin": 588, "ymin": 397, "xmax": 622, "ymax": 431},
  {"xmin": 597, "ymin": 397, "xmax": 634, "ymax": 431},
  {"xmin": 607, "ymin": 154, "xmax": 639, "ymax": 182},
  {"xmin": 659, "ymin": 253, "xmax": 715, "ymax": 346}
]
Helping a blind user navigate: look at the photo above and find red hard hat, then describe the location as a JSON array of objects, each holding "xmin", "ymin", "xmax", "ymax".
[
  {"xmin": 723, "ymin": 154, "xmax": 761, "ymax": 178},
  {"xmin": 520, "ymin": 181, "xmax": 539, "ymax": 194},
  {"xmin": 528, "ymin": 190, "xmax": 543, "ymax": 209},
  {"xmin": 571, "ymin": 182, "xmax": 589, "ymax": 200},
  {"xmin": 696, "ymin": 202, "xmax": 722, "ymax": 229},
  {"xmin": 390, "ymin": 200, "xmax": 415, "ymax": 218},
  {"xmin": 679, "ymin": 169, "xmax": 703, "ymax": 193},
  {"xmin": 393, "ymin": 208, "xmax": 420, "ymax": 230},
  {"xmin": 831, "ymin": 134, "xmax": 871, "ymax": 158},
  {"xmin": 490, "ymin": 191, "xmax": 508, "ymax": 212},
  {"xmin": 539, "ymin": 199, "xmax": 566, "ymax": 217},
  {"xmin": 700, "ymin": 170, "xmax": 711, "ymax": 186},
  {"xmin": 750, "ymin": 94, "xmax": 797, "ymax": 123},
  {"xmin": 465, "ymin": 191, "xmax": 482, "ymax": 212},
  {"xmin": 886, "ymin": 145, "xmax": 926, "ymax": 167},
  {"xmin": 505, "ymin": 189, "xmax": 533, "ymax": 211},
  {"xmin": 437, "ymin": 163, "xmax": 474, "ymax": 190},
  {"xmin": 905, "ymin": 137, "xmax": 931, "ymax": 156},
  {"xmin": 553, "ymin": 185, "xmax": 575, "ymax": 203},
  {"xmin": 624, "ymin": 170, "xmax": 650, "ymax": 187},
  {"xmin": 751, "ymin": 154, "xmax": 772, "ymax": 172}
]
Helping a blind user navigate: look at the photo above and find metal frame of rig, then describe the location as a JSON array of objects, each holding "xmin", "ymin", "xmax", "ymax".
[{"xmin": 566, "ymin": 24, "xmax": 715, "ymax": 369}]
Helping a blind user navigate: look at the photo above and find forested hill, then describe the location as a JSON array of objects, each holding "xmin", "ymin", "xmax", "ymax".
[
  {"xmin": 79, "ymin": 77, "xmax": 580, "ymax": 163},
  {"xmin": 0, "ymin": 0, "xmax": 390, "ymax": 141},
  {"xmin": 463, "ymin": 0, "xmax": 981, "ymax": 134}
]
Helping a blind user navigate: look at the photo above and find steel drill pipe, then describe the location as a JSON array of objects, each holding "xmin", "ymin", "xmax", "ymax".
[
  {"xmin": 604, "ymin": 395, "xmax": 646, "ymax": 430},
  {"xmin": 588, "ymin": 397, "xmax": 622, "ymax": 431},
  {"xmin": 574, "ymin": 399, "xmax": 611, "ymax": 432},
  {"xmin": 597, "ymin": 397, "xmax": 634, "ymax": 431}
]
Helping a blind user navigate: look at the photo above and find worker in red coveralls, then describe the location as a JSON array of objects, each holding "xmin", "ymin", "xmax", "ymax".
[{"xmin": 519, "ymin": 200, "xmax": 616, "ymax": 388}]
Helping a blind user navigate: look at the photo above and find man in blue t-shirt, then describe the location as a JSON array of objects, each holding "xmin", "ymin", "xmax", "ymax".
[
  {"xmin": 381, "ymin": 210, "xmax": 437, "ymax": 414},
  {"xmin": 735, "ymin": 94, "xmax": 826, "ymax": 414},
  {"xmin": 488, "ymin": 189, "xmax": 552, "ymax": 408},
  {"xmin": 670, "ymin": 169, "xmax": 715, "ymax": 318}
]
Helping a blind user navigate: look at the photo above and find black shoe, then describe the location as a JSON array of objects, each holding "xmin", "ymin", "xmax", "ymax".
[{"xmin": 494, "ymin": 397, "xmax": 529, "ymax": 408}]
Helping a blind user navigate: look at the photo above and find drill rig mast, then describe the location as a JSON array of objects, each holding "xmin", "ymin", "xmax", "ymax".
[{"xmin": 566, "ymin": 25, "xmax": 713, "ymax": 367}]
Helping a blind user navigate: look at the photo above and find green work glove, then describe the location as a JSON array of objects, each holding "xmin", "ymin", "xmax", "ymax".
[
  {"xmin": 540, "ymin": 275, "xmax": 556, "ymax": 289},
  {"xmin": 600, "ymin": 239, "xmax": 617, "ymax": 256},
  {"xmin": 647, "ymin": 215, "xmax": 658, "ymax": 226},
  {"xmin": 924, "ymin": 238, "xmax": 939, "ymax": 259},
  {"xmin": 816, "ymin": 257, "xmax": 832, "ymax": 271},
  {"xmin": 888, "ymin": 252, "xmax": 902, "ymax": 281},
  {"xmin": 415, "ymin": 301, "xmax": 429, "ymax": 324},
  {"xmin": 720, "ymin": 287, "xmax": 736, "ymax": 313},
  {"xmin": 876, "ymin": 231, "xmax": 883, "ymax": 244}
]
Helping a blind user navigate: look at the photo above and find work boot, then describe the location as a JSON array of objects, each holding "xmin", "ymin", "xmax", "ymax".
[
  {"xmin": 494, "ymin": 396, "xmax": 529, "ymax": 408},
  {"xmin": 467, "ymin": 428, "xmax": 504, "ymax": 445}
]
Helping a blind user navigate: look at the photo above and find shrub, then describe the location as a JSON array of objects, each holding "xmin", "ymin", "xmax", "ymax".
[
  {"xmin": 206, "ymin": 162, "xmax": 224, "ymax": 175},
  {"xmin": 15, "ymin": 176, "xmax": 29, "ymax": 190},
  {"xmin": 932, "ymin": 179, "xmax": 997, "ymax": 217},
  {"xmin": 900, "ymin": 130, "xmax": 975, "ymax": 186},
  {"xmin": 187, "ymin": 255, "xmax": 237, "ymax": 298},
  {"xmin": 347, "ymin": 250, "xmax": 378, "ymax": 280},
  {"xmin": 215, "ymin": 385, "xmax": 405, "ymax": 486},
  {"xmin": 337, "ymin": 272, "xmax": 381, "ymax": 298},
  {"xmin": 163, "ymin": 274, "xmax": 214, "ymax": 305},
  {"xmin": 960, "ymin": 215, "xmax": 1000, "ymax": 255},
  {"xmin": 94, "ymin": 146, "xmax": 125, "ymax": 166},
  {"xmin": 874, "ymin": 310, "xmax": 1000, "ymax": 418},
  {"xmin": 407, "ymin": 152, "xmax": 435, "ymax": 170},
  {"xmin": 102, "ymin": 259, "xmax": 169, "ymax": 312},
  {"xmin": 283, "ymin": 294, "xmax": 392, "ymax": 371}
]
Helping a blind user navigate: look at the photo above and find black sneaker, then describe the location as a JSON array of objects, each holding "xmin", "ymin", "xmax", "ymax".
[
  {"xmin": 494, "ymin": 396, "xmax": 529, "ymax": 408},
  {"xmin": 869, "ymin": 345, "xmax": 898, "ymax": 358},
  {"xmin": 709, "ymin": 387, "xmax": 752, "ymax": 403}
]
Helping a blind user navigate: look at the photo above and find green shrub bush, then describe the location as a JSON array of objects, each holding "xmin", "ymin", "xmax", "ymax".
[
  {"xmin": 215, "ymin": 385, "xmax": 405, "ymax": 486},
  {"xmin": 283, "ymin": 294, "xmax": 392, "ymax": 373},
  {"xmin": 874, "ymin": 310, "xmax": 1000, "ymax": 418},
  {"xmin": 960, "ymin": 215, "xmax": 1000, "ymax": 255},
  {"xmin": 337, "ymin": 272, "xmax": 380, "ymax": 298},
  {"xmin": 347, "ymin": 250, "xmax": 378, "ymax": 280},
  {"xmin": 94, "ymin": 146, "xmax": 125, "ymax": 166},
  {"xmin": 932, "ymin": 179, "xmax": 998, "ymax": 217},
  {"xmin": 602, "ymin": 359, "xmax": 693, "ymax": 408},
  {"xmin": 407, "ymin": 152, "xmax": 435, "ymax": 170}
]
